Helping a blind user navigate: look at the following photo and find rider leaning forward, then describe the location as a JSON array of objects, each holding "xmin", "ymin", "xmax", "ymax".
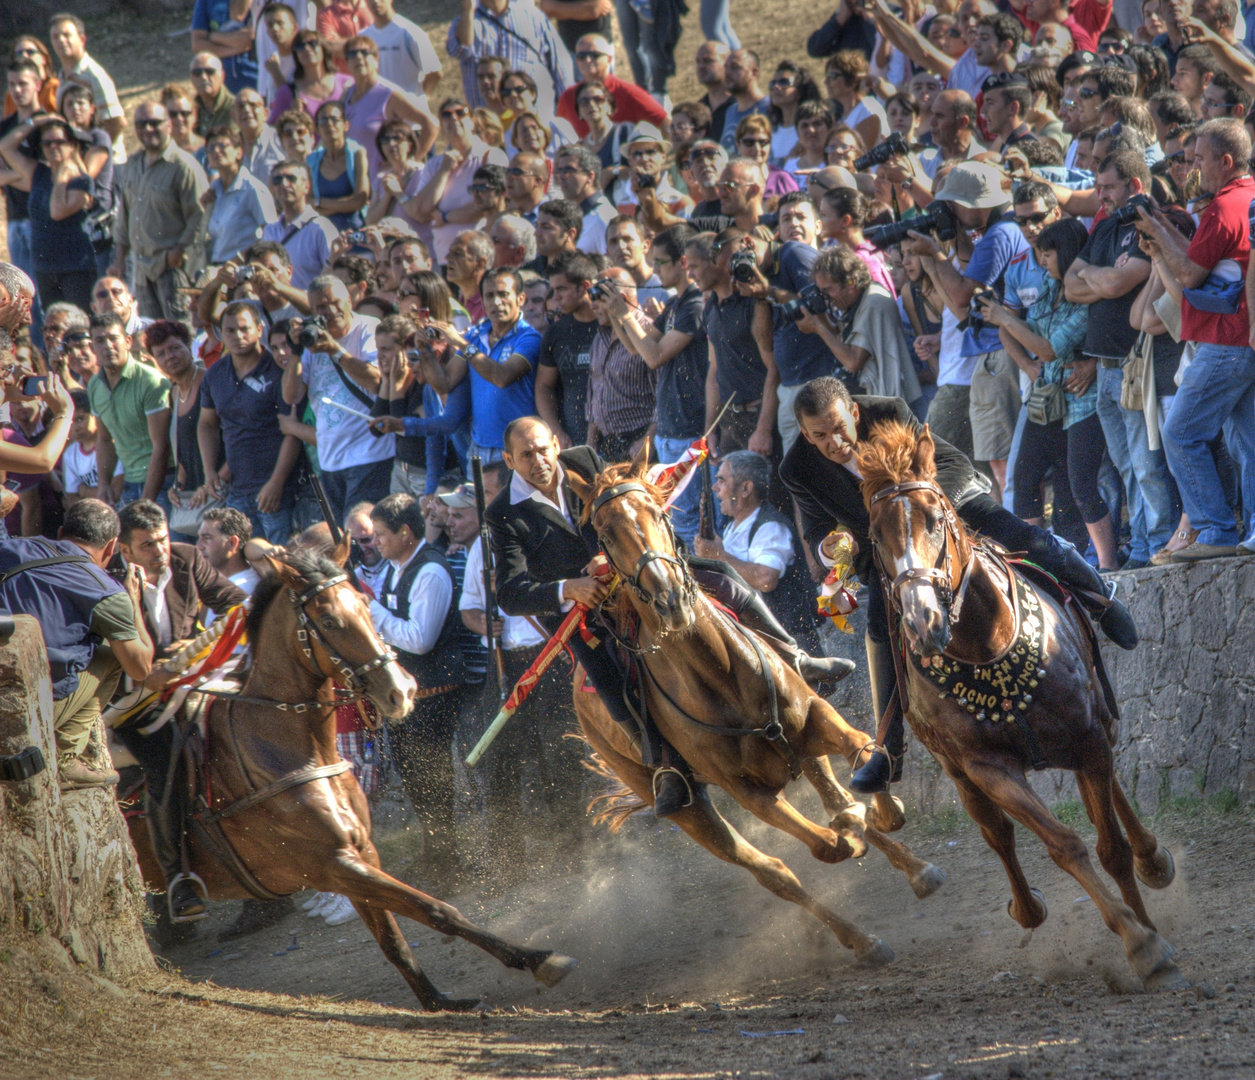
[
  {"xmin": 780, "ymin": 377, "xmax": 1138, "ymax": 793},
  {"xmin": 486, "ymin": 416, "xmax": 853, "ymax": 818}
]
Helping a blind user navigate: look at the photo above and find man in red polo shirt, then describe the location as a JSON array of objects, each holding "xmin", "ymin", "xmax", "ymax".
[
  {"xmin": 1012, "ymin": 0, "xmax": 1111, "ymax": 53},
  {"xmin": 1139, "ymin": 117, "xmax": 1255, "ymax": 560},
  {"xmin": 555, "ymin": 33, "xmax": 667, "ymax": 136},
  {"xmin": 318, "ymin": 0, "xmax": 371, "ymax": 64}
]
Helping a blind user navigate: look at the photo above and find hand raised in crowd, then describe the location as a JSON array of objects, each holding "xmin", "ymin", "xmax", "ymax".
[
  {"xmin": 370, "ymin": 415, "xmax": 406, "ymax": 434},
  {"xmin": 426, "ymin": 321, "xmax": 469, "ymax": 350},
  {"xmin": 914, "ymin": 333, "xmax": 940, "ymax": 363}
]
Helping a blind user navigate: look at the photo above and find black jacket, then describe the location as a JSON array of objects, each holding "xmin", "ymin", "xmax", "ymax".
[
  {"xmin": 779, "ymin": 396, "xmax": 987, "ymax": 581},
  {"xmin": 486, "ymin": 446, "xmax": 604, "ymax": 618}
]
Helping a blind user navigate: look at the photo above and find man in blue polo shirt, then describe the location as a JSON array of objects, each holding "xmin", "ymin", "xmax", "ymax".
[
  {"xmin": 427, "ymin": 267, "xmax": 541, "ymax": 463},
  {"xmin": 198, "ymin": 301, "xmax": 305, "ymax": 542}
]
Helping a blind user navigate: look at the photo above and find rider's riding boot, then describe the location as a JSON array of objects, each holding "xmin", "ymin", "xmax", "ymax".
[
  {"xmin": 146, "ymin": 790, "xmax": 207, "ymax": 922},
  {"xmin": 1046, "ymin": 537, "xmax": 1139, "ymax": 650},
  {"xmin": 652, "ymin": 745, "xmax": 695, "ymax": 818},
  {"xmin": 736, "ymin": 589, "xmax": 856, "ymax": 688},
  {"xmin": 850, "ymin": 635, "xmax": 904, "ymax": 794},
  {"xmin": 218, "ymin": 898, "xmax": 295, "ymax": 941}
]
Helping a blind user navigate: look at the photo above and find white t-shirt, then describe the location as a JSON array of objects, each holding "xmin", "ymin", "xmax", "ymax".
[
  {"xmin": 845, "ymin": 97, "xmax": 889, "ymax": 143},
  {"xmin": 253, "ymin": 0, "xmax": 314, "ymax": 105},
  {"xmin": 460, "ymin": 537, "xmax": 546, "ymax": 650},
  {"xmin": 415, "ymin": 137, "xmax": 510, "ymax": 264},
  {"xmin": 300, "ymin": 314, "xmax": 395, "ymax": 472},
  {"xmin": 62, "ymin": 441, "xmax": 122, "ymax": 494},
  {"xmin": 361, "ymin": 15, "xmax": 440, "ymax": 95},
  {"xmin": 722, "ymin": 506, "xmax": 794, "ymax": 576},
  {"xmin": 771, "ymin": 125, "xmax": 797, "ymax": 166}
]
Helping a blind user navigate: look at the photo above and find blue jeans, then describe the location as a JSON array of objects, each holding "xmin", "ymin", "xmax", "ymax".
[
  {"xmin": 227, "ymin": 485, "xmax": 296, "ymax": 545},
  {"xmin": 700, "ymin": 0, "xmax": 740, "ymax": 47},
  {"xmin": 320, "ymin": 458, "xmax": 393, "ymax": 527},
  {"xmin": 1095, "ymin": 364, "xmax": 1177, "ymax": 561},
  {"xmin": 655, "ymin": 435, "xmax": 702, "ymax": 546},
  {"xmin": 1161, "ymin": 342, "xmax": 1255, "ymax": 545},
  {"xmin": 7, "ymin": 219, "xmax": 43, "ymax": 348},
  {"xmin": 1002, "ymin": 403, "xmax": 1028, "ymax": 513},
  {"xmin": 467, "ymin": 440, "xmax": 505, "ymax": 465},
  {"xmin": 614, "ymin": 0, "xmax": 668, "ymax": 94}
]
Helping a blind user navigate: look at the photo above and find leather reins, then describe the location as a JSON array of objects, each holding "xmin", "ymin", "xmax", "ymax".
[{"xmin": 590, "ymin": 482, "xmax": 697, "ymax": 607}]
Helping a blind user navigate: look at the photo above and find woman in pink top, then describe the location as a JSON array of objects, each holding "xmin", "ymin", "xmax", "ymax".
[
  {"xmin": 267, "ymin": 31, "xmax": 355, "ymax": 126},
  {"xmin": 734, "ymin": 114, "xmax": 799, "ymax": 205},
  {"xmin": 817, "ymin": 186, "xmax": 897, "ymax": 299},
  {"xmin": 341, "ymin": 34, "xmax": 435, "ymax": 180}
]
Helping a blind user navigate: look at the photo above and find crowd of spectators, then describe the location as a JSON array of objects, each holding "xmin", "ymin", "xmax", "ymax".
[{"xmin": 1, "ymin": 0, "xmax": 1254, "ymax": 911}]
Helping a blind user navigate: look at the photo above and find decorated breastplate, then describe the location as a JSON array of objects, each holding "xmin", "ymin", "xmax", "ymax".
[{"xmin": 910, "ymin": 570, "xmax": 1047, "ymax": 723}]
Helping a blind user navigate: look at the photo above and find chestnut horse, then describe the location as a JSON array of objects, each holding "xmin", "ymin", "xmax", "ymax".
[
  {"xmin": 565, "ymin": 456, "xmax": 947, "ymax": 968},
  {"xmin": 856, "ymin": 420, "xmax": 1186, "ymax": 991},
  {"xmin": 146, "ymin": 540, "xmax": 574, "ymax": 1010}
]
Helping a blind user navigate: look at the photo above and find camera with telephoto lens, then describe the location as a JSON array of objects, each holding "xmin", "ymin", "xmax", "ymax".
[
  {"xmin": 296, "ymin": 315, "xmax": 327, "ymax": 351},
  {"xmin": 1111, "ymin": 192, "xmax": 1154, "ymax": 227},
  {"xmin": 865, "ymin": 199, "xmax": 957, "ymax": 251},
  {"xmin": 634, "ymin": 171, "xmax": 658, "ymax": 190},
  {"xmin": 775, "ymin": 281, "xmax": 830, "ymax": 322},
  {"xmin": 729, "ymin": 247, "xmax": 760, "ymax": 284},
  {"xmin": 853, "ymin": 131, "xmax": 911, "ymax": 173}
]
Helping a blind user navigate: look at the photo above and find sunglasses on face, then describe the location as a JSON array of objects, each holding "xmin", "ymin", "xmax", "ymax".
[
  {"xmin": 1078, "ymin": 87, "xmax": 1099, "ymax": 99},
  {"xmin": 379, "ymin": 134, "xmax": 406, "ymax": 144},
  {"xmin": 554, "ymin": 165, "xmax": 584, "ymax": 175},
  {"xmin": 441, "ymin": 108, "xmax": 470, "ymax": 120},
  {"xmin": 578, "ymin": 95, "xmax": 608, "ymax": 106},
  {"xmin": 190, "ymin": 67, "xmax": 218, "ymax": 77},
  {"xmin": 272, "ymin": 174, "xmax": 300, "ymax": 185},
  {"xmin": 1165, "ymin": 150, "xmax": 1186, "ymax": 162},
  {"xmin": 470, "ymin": 183, "xmax": 500, "ymax": 193},
  {"xmin": 41, "ymin": 138, "xmax": 69, "ymax": 147},
  {"xmin": 136, "ymin": 118, "xmax": 165, "ymax": 129},
  {"xmin": 690, "ymin": 147, "xmax": 720, "ymax": 159},
  {"xmin": 575, "ymin": 50, "xmax": 607, "ymax": 60},
  {"xmin": 167, "ymin": 107, "xmax": 193, "ymax": 118},
  {"xmin": 770, "ymin": 77, "xmax": 797, "ymax": 89},
  {"xmin": 1015, "ymin": 210, "xmax": 1050, "ymax": 226},
  {"xmin": 739, "ymin": 137, "xmax": 770, "ymax": 148},
  {"xmin": 715, "ymin": 180, "xmax": 744, "ymax": 191},
  {"xmin": 501, "ymin": 84, "xmax": 530, "ymax": 97},
  {"xmin": 294, "ymin": 41, "xmax": 321, "ymax": 51},
  {"xmin": 505, "ymin": 167, "xmax": 532, "ymax": 177},
  {"xmin": 344, "ymin": 48, "xmax": 375, "ymax": 59}
]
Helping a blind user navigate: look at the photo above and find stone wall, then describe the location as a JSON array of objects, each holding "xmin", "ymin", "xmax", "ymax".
[
  {"xmin": 0, "ymin": 617, "xmax": 152, "ymax": 978},
  {"xmin": 818, "ymin": 556, "xmax": 1255, "ymax": 816}
]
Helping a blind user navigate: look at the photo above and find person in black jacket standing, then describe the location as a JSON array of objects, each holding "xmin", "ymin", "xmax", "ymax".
[{"xmin": 780, "ymin": 377, "xmax": 1138, "ymax": 794}]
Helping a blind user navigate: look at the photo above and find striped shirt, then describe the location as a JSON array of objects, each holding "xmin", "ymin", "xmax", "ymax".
[{"xmin": 587, "ymin": 322, "xmax": 657, "ymax": 437}]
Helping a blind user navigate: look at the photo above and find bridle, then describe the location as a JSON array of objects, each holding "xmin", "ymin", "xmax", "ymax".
[
  {"xmin": 289, "ymin": 573, "xmax": 398, "ymax": 694},
  {"xmin": 869, "ymin": 479, "xmax": 973, "ymax": 626},
  {"xmin": 589, "ymin": 482, "xmax": 696, "ymax": 607}
]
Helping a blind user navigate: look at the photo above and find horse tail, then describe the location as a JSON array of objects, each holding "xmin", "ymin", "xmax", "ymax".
[{"xmin": 582, "ymin": 748, "xmax": 651, "ymax": 831}]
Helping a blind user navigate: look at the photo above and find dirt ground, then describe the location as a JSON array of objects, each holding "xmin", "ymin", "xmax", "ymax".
[{"xmin": 5, "ymin": 790, "xmax": 1255, "ymax": 1080}]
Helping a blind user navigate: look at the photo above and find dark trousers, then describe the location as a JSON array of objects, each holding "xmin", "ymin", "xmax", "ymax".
[
  {"xmin": 597, "ymin": 423, "xmax": 650, "ymax": 464},
  {"xmin": 35, "ymin": 269, "xmax": 94, "ymax": 313},
  {"xmin": 474, "ymin": 644, "xmax": 587, "ymax": 865},
  {"xmin": 391, "ymin": 686, "xmax": 465, "ymax": 847},
  {"xmin": 320, "ymin": 458, "xmax": 393, "ymax": 527}
]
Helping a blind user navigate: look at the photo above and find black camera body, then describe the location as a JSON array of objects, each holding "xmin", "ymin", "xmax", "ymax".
[
  {"xmin": 729, "ymin": 248, "xmax": 759, "ymax": 284},
  {"xmin": 235, "ymin": 264, "xmax": 255, "ymax": 283},
  {"xmin": 853, "ymin": 131, "xmax": 911, "ymax": 173},
  {"xmin": 865, "ymin": 200, "xmax": 957, "ymax": 251},
  {"xmin": 296, "ymin": 315, "xmax": 328, "ymax": 351},
  {"xmin": 776, "ymin": 281, "xmax": 830, "ymax": 322},
  {"xmin": 1111, "ymin": 192, "xmax": 1154, "ymax": 227},
  {"xmin": 634, "ymin": 171, "xmax": 658, "ymax": 190},
  {"xmin": 424, "ymin": 326, "xmax": 441, "ymax": 339},
  {"xmin": 967, "ymin": 286, "xmax": 993, "ymax": 334},
  {"xmin": 347, "ymin": 230, "xmax": 368, "ymax": 244}
]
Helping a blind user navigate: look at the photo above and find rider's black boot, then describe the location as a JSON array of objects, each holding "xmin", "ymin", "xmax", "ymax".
[
  {"xmin": 652, "ymin": 745, "xmax": 695, "ymax": 818},
  {"xmin": 147, "ymin": 788, "xmax": 207, "ymax": 922},
  {"xmin": 1043, "ymin": 537, "xmax": 1139, "ymax": 650},
  {"xmin": 849, "ymin": 635, "xmax": 904, "ymax": 794},
  {"xmin": 736, "ymin": 587, "xmax": 856, "ymax": 688}
]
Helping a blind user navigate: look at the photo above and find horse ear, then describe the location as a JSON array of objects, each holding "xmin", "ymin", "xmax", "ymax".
[
  {"xmin": 628, "ymin": 438, "xmax": 650, "ymax": 479},
  {"xmin": 913, "ymin": 423, "xmax": 937, "ymax": 480},
  {"xmin": 331, "ymin": 533, "xmax": 351, "ymax": 568},
  {"xmin": 263, "ymin": 554, "xmax": 307, "ymax": 591},
  {"xmin": 566, "ymin": 468, "xmax": 593, "ymax": 505}
]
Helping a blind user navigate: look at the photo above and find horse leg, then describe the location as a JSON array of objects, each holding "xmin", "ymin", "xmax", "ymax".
[
  {"xmin": 1110, "ymin": 776, "xmax": 1175, "ymax": 889},
  {"xmin": 1073, "ymin": 765, "xmax": 1153, "ymax": 929},
  {"xmin": 353, "ymin": 901, "xmax": 482, "ymax": 1012},
  {"xmin": 862, "ymin": 825, "xmax": 948, "ymax": 899},
  {"xmin": 964, "ymin": 761, "xmax": 1188, "ymax": 992},
  {"xmin": 801, "ymin": 756, "xmax": 868, "ymax": 859},
  {"xmin": 318, "ymin": 849, "xmax": 576, "ymax": 990},
  {"xmin": 868, "ymin": 792, "xmax": 907, "ymax": 834},
  {"xmin": 950, "ymin": 769, "xmax": 1046, "ymax": 929},
  {"xmin": 673, "ymin": 787, "xmax": 893, "ymax": 967},
  {"xmin": 800, "ymin": 698, "xmax": 875, "ymax": 766}
]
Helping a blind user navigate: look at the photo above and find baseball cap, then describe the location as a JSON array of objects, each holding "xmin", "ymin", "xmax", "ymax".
[
  {"xmin": 437, "ymin": 483, "xmax": 477, "ymax": 509},
  {"xmin": 934, "ymin": 162, "xmax": 1011, "ymax": 209}
]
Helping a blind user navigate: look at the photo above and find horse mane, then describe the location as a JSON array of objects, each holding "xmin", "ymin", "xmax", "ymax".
[
  {"xmin": 577, "ymin": 461, "xmax": 668, "ymax": 527},
  {"xmin": 855, "ymin": 420, "xmax": 933, "ymax": 509},
  {"xmin": 246, "ymin": 547, "xmax": 346, "ymax": 661}
]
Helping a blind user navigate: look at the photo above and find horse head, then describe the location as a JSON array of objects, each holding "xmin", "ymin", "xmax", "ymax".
[
  {"xmin": 857, "ymin": 421, "xmax": 967, "ymax": 657},
  {"xmin": 567, "ymin": 443, "xmax": 696, "ymax": 634},
  {"xmin": 261, "ymin": 537, "xmax": 417, "ymax": 720}
]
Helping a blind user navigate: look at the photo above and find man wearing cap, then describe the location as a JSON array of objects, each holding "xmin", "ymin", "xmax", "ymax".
[
  {"xmin": 903, "ymin": 161, "xmax": 1027, "ymax": 500},
  {"xmin": 555, "ymin": 34, "xmax": 668, "ymax": 135},
  {"xmin": 980, "ymin": 73, "xmax": 1038, "ymax": 154},
  {"xmin": 616, "ymin": 123, "xmax": 693, "ymax": 223}
]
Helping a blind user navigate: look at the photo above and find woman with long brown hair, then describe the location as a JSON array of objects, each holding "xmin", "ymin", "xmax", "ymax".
[{"xmin": 267, "ymin": 32, "xmax": 354, "ymax": 125}]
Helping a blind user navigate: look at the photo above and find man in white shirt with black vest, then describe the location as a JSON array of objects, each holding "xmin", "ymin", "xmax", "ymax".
[{"xmin": 366, "ymin": 493, "xmax": 466, "ymax": 883}]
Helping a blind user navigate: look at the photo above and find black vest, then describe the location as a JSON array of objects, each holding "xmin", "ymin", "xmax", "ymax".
[
  {"xmin": 748, "ymin": 504, "xmax": 818, "ymax": 640},
  {"xmin": 381, "ymin": 545, "xmax": 465, "ymax": 689}
]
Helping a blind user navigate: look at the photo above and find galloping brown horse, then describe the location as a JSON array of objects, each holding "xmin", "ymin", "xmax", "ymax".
[
  {"xmin": 143, "ymin": 540, "xmax": 575, "ymax": 1010},
  {"xmin": 566, "ymin": 456, "xmax": 947, "ymax": 968},
  {"xmin": 857, "ymin": 420, "xmax": 1186, "ymax": 991}
]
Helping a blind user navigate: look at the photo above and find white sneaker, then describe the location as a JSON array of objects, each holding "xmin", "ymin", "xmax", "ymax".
[
  {"xmin": 1238, "ymin": 536, "xmax": 1255, "ymax": 555},
  {"xmin": 322, "ymin": 894, "xmax": 360, "ymax": 926},
  {"xmin": 300, "ymin": 891, "xmax": 325, "ymax": 912},
  {"xmin": 305, "ymin": 892, "xmax": 335, "ymax": 918}
]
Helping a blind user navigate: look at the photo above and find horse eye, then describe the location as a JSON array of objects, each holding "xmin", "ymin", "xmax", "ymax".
[{"xmin": 322, "ymin": 616, "xmax": 338, "ymax": 630}]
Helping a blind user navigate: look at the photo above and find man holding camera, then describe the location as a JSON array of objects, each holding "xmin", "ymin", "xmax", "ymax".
[
  {"xmin": 281, "ymin": 274, "xmax": 393, "ymax": 523},
  {"xmin": 1063, "ymin": 149, "xmax": 1163, "ymax": 569},
  {"xmin": 903, "ymin": 161, "xmax": 1029, "ymax": 498}
]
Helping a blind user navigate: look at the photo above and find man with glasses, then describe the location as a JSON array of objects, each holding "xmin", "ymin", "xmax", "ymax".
[
  {"xmin": 1201, "ymin": 71, "xmax": 1252, "ymax": 119},
  {"xmin": 362, "ymin": 0, "xmax": 442, "ymax": 96},
  {"xmin": 109, "ymin": 103, "xmax": 209, "ymax": 324},
  {"xmin": 719, "ymin": 49, "xmax": 770, "ymax": 151},
  {"xmin": 554, "ymin": 145, "xmax": 616, "ymax": 255},
  {"xmin": 555, "ymin": 34, "xmax": 667, "ymax": 135},
  {"xmin": 637, "ymin": 139, "xmax": 731, "ymax": 234},
  {"xmin": 260, "ymin": 160, "xmax": 337, "ymax": 290},
  {"xmin": 203, "ymin": 127, "xmax": 278, "ymax": 265},
  {"xmin": 232, "ymin": 89, "xmax": 286, "ymax": 182},
  {"xmin": 504, "ymin": 152, "xmax": 549, "ymax": 223},
  {"xmin": 190, "ymin": 0, "xmax": 259, "ymax": 95},
  {"xmin": 189, "ymin": 53, "xmax": 235, "ymax": 142},
  {"xmin": 48, "ymin": 13, "xmax": 126, "ymax": 162},
  {"xmin": 346, "ymin": 500, "xmax": 390, "ymax": 593}
]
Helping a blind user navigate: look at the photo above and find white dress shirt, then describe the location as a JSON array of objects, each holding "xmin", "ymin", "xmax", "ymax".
[
  {"xmin": 369, "ymin": 541, "xmax": 453, "ymax": 656},
  {"xmin": 460, "ymin": 536, "xmax": 546, "ymax": 650},
  {"xmin": 141, "ymin": 566, "xmax": 174, "ymax": 648},
  {"xmin": 722, "ymin": 505, "xmax": 794, "ymax": 576}
]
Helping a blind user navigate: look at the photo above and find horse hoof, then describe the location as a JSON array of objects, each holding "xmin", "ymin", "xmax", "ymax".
[
  {"xmin": 1142, "ymin": 960, "xmax": 1190, "ymax": 993},
  {"xmin": 533, "ymin": 953, "xmax": 578, "ymax": 988},
  {"xmin": 1130, "ymin": 932, "xmax": 1187, "ymax": 991},
  {"xmin": 1007, "ymin": 887, "xmax": 1047, "ymax": 928},
  {"xmin": 854, "ymin": 937, "xmax": 895, "ymax": 968},
  {"xmin": 868, "ymin": 794, "xmax": 906, "ymax": 834},
  {"xmin": 908, "ymin": 863, "xmax": 947, "ymax": 900},
  {"xmin": 1135, "ymin": 846, "xmax": 1175, "ymax": 890},
  {"xmin": 434, "ymin": 995, "xmax": 484, "ymax": 1013}
]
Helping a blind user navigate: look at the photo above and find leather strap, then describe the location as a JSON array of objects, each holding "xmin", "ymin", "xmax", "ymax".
[{"xmin": 203, "ymin": 760, "xmax": 352, "ymax": 824}]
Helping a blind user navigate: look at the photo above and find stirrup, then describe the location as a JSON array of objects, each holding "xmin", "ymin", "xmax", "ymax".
[
  {"xmin": 651, "ymin": 766, "xmax": 694, "ymax": 817},
  {"xmin": 850, "ymin": 742, "xmax": 901, "ymax": 793},
  {"xmin": 167, "ymin": 871, "xmax": 210, "ymax": 923}
]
